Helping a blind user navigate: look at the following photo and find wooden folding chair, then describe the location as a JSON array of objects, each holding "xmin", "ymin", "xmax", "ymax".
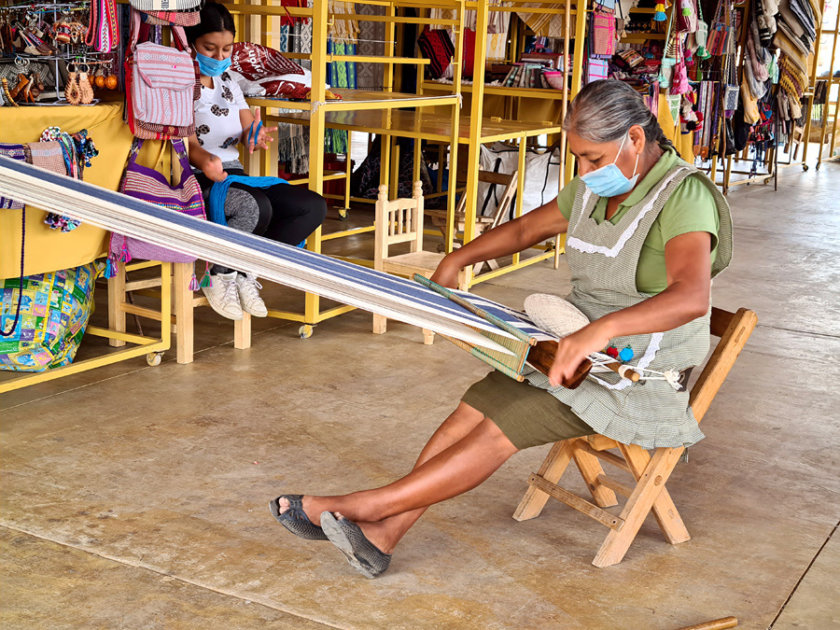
[
  {"xmin": 373, "ymin": 182, "xmax": 465, "ymax": 344},
  {"xmin": 426, "ymin": 169, "xmax": 518, "ymax": 275},
  {"xmin": 513, "ymin": 307, "xmax": 758, "ymax": 567}
]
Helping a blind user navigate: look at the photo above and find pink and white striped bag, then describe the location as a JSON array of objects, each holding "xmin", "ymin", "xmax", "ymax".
[{"xmin": 130, "ymin": 41, "xmax": 196, "ymax": 136}]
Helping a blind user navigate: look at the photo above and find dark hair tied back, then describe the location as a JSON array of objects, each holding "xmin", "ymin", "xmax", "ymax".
[{"xmin": 184, "ymin": 1, "xmax": 236, "ymax": 44}]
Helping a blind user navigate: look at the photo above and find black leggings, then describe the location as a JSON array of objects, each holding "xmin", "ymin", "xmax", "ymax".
[{"xmin": 195, "ymin": 168, "xmax": 327, "ymax": 274}]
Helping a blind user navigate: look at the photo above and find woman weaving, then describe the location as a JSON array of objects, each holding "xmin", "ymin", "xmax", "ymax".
[
  {"xmin": 185, "ymin": 2, "xmax": 326, "ymax": 320},
  {"xmin": 270, "ymin": 80, "xmax": 733, "ymax": 578}
]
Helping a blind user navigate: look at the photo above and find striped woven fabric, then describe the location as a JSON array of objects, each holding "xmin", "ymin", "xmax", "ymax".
[
  {"xmin": 0, "ymin": 156, "xmax": 544, "ymax": 360},
  {"xmin": 131, "ymin": 42, "xmax": 196, "ymax": 129},
  {"xmin": 0, "ymin": 144, "xmax": 27, "ymax": 209}
]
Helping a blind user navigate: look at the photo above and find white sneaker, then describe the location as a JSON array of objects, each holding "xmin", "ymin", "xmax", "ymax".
[
  {"xmin": 236, "ymin": 273, "xmax": 268, "ymax": 317},
  {"xmin": 202, "ymin": 271, "xmax": 243, "ymax": 320}
]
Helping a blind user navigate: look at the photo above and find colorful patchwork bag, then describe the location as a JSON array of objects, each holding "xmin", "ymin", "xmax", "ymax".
[
  {"xmin": 0, "ymin": 262, "xmax": 103, "ymax": 372},
  {"xmin": 109, "ymin": 138, "xmax": 206, "ymax": 264}
]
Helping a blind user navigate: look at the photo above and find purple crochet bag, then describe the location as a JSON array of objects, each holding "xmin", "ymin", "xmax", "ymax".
[{"xmin": 109, "ymin": 138, "xmax": 206, "ymax": 265}]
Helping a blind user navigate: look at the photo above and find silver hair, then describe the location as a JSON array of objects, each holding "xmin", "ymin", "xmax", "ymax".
[{"xmin": 564, "ymin": 80, "xmax": 675, "ymax": 152}]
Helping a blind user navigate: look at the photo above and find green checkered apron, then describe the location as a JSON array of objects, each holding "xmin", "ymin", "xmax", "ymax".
[{"xmin": 526, "ymin": 162, "xmax": 733, "ymax": 448}]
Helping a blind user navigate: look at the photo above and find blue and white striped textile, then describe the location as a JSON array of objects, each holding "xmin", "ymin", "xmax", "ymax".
[{"xmin": 0, "ymin": 156, "xmax": 548, "ymax": 356}]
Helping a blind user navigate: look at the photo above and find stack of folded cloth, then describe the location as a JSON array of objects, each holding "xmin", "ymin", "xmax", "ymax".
[{"xmin": 771, "ymin": 0, "xmax": 821, "ymax": 122}]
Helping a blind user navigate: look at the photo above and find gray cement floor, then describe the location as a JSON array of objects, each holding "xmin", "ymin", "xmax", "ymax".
[{"xmin": 2, "ymin": 162, "xmax": 839, "ymax": 629}]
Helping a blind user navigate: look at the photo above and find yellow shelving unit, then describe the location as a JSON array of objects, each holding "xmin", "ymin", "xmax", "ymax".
[
  {"xmin": 223, "ymin": 0, "xmax": 466, "ymax": 337},
  {"xmin": 412, "ymin": 0, "xmax": 587, "ymax": 283}
]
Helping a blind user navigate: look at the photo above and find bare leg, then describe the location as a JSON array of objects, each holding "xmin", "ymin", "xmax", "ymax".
[
  {"xmin": 279, "ymin": 402, "xmax": 486, "ymax": 540},
  {"xmin": 285, "ymin": 402, "xmax": 518, "ymax": 553}
]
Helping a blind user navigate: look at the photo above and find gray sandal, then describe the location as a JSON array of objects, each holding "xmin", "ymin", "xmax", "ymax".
[
  {"xmin": 269, "ymin": 495, "xmax": 328, "ymax": 541},
  {"xmin": 320, "ymin": 511, "xmax": 392, "ymax": 578}
]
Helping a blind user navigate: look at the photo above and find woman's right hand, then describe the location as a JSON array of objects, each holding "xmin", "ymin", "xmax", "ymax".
[
  {"xmin": 429, "ymin": 253, "xmax": 463, "ymax": 289},
  {"xmin": 203, "ymin": 155, "xmax": 228, "ymax": 183}
]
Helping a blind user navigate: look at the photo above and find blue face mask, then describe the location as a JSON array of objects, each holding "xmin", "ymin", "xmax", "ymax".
[
  {"xmin": 195, "ymin": 51, "xmax": 232, "ymax": 77},
  {"xmin": 580, "ymin": 133, "xmax": 641, "ymax": 198}
]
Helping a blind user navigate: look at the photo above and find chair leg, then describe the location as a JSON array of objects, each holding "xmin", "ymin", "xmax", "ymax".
[
  {"xmin": 619, "ymin": 444, "xmax": 690, "ymax": 545},
  {"xmin": 373, "ymin": 313, "xmax": 387, "ymax": 335},
  {"xmin": 173, "ymin": 263, "xmax": 194, "ymax": 365},
  {"xmin": 235, "ymin": 313, "xmax": 251, "ymax": 350},
  {"xmin": 107, "ymin": 263, "xmax": 126, "ymax": 347},
  {"xmin": 592, "ymin": 447, "xmax": 683, "ymax": 567},
  {"xmin": 513, "ymin": 439, "xmax": 576, "ymax": 521},
  {"xmin": 573, "ymin": 449, "xmax": 619, "ymax": 508}
]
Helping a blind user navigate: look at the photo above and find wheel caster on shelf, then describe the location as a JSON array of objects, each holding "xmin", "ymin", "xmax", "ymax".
[
  {"xmin": 299, "ymin": 325, "xmax": 314, "ymax": 339},
  {"xmin": 146, "ymin": 352, "xmax": 163, "ymax": 366},
  {"xmin": 802, "ymin": 164, "xmax": 809, "ymax": 172},
  {"xmin": 338, "ymin": 208, "xmax": 349, "ymax": 220}
]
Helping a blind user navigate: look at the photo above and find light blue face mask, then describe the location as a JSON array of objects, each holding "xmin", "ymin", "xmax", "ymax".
[
  {"xmin": 580, "ymin": 133, "xmax": 640, "ymax": 198},
  {"xmin": 195, "ymin": 51, "xmax": 232, "ymax": 77}
]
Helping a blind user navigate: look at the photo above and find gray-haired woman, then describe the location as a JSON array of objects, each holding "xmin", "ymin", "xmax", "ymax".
[{"xmin": 269, "ymin": 80, "xmax": 733, "ymax": 578}]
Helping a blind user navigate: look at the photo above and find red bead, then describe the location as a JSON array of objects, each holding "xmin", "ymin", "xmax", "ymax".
[{"xmin": 606, "ymin": 346, "xmax": 619, "ymax": 359}]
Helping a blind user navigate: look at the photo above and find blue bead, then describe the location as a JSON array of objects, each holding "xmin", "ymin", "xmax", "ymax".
[{"xmin": 619, "ymin": 347, "xmax": 634, "ymax": 362}]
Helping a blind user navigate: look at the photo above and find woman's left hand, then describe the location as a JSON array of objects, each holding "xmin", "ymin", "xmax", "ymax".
[
  {"xmin": 247, "ymin": 109, "xmax": 278, "ymax": 153},
  {"xmin": 548, "ymin": 321, "xmax": 613, "ymax": 387}
]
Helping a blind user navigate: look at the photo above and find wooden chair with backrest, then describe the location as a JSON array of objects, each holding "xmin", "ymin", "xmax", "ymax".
[
  {"xmin": 513, "ymin": 306, "xmax": 758, "ymax": 567},
  {"xmin": 373, "ymin": 182, "xmax": 465, "ymax": 344},
  {"xmin": 426, "ymin": 169, "xmax": 518, "ymax": 275}
]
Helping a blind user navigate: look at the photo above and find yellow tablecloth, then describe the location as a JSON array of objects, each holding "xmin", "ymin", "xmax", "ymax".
[{"xmin": 1, "ymin": 101, "xmax": 136, "ymax": 278}]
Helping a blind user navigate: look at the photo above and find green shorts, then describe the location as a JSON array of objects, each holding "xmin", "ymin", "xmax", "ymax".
[{"xmin": 461, "ymin": 370, "xmax": 594, "ymax": 450}]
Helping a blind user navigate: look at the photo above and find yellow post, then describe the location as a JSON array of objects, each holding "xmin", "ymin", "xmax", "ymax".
[
  {"xmin": 304, "ymin": 0, "xmax": 329, "ymax": 329},
  {"xmin": 461, "ymin": 0, "xmax": 489, "ymax": 259},
  {"xmin": 444, "ymin": 0, "xmax": 465, "ymax": 255},
  {"xmin": 511, "ymin": 138, "xmax": 526, "ymax": 266},
  {"xmin": 565, "ymin": 0, "xmax": 588, "ymax": 184}
]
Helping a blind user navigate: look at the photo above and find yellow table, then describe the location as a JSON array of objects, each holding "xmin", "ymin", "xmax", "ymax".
[
  {"xmin": 0, "ymin": 100, "xmax": 136, "ymax": 278},
  {"xmin": 0, "ymin": 100, "xmax": 178, "ymax": 392}
]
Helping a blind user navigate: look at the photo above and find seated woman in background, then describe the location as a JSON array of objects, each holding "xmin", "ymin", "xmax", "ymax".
[
  {"xmin": 185, "ymin": 1, "xmax": 326, "ymax": 320},
  {"xmin": 268, "ymin": 79, "xmax": 733, "ymax": 578}
]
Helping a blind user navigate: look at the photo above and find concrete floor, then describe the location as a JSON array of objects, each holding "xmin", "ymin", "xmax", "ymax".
[{"xmin": 2, "ymin": 162, "xmax": 839, "ymax": 630}]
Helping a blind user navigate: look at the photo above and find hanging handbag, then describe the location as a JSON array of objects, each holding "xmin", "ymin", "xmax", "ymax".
[
  {"xmin": 128, "ymin": 0, "xmax": 201, "ymax": 11},
  {"xmin": 126, "ymin": 9, "xmax": 197, "ymax": 139},
  {"xmin": 658, "ymin": 16, "xmax": 678, "ymax": 89},
  {"xmin": 143, "ymin": 9, "xmax": 201, "ymax": 26},
  {"xmin": 109, "ymin": 138, "xmax": 206, "ymax": 263},
  {"xmin": 706, "ymin": 0, "xmax": 734, "ymax": 56},
  {"xmin": 590, "ymin": 3, "xmax": 616, "ymax": 58}
]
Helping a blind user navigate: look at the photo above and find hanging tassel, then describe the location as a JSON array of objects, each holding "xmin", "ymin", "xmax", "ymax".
[
  {"xmin": 119, "ymin": 236, "xmax": 132, "ymax": 263},
  {"xmin": 103, "ymin": 255, "xmax": 117, "ymax": 279},
  {"xmin": 189, "ymin": 273, "xmax": 200, "ymax": 291},
  {"xmin": 198, "ymin": 261, "xmax": 212, "ymax": 289},
  {"xmin": 654, "ymin": 3, "xmax": 668, "ymax": 21}
]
